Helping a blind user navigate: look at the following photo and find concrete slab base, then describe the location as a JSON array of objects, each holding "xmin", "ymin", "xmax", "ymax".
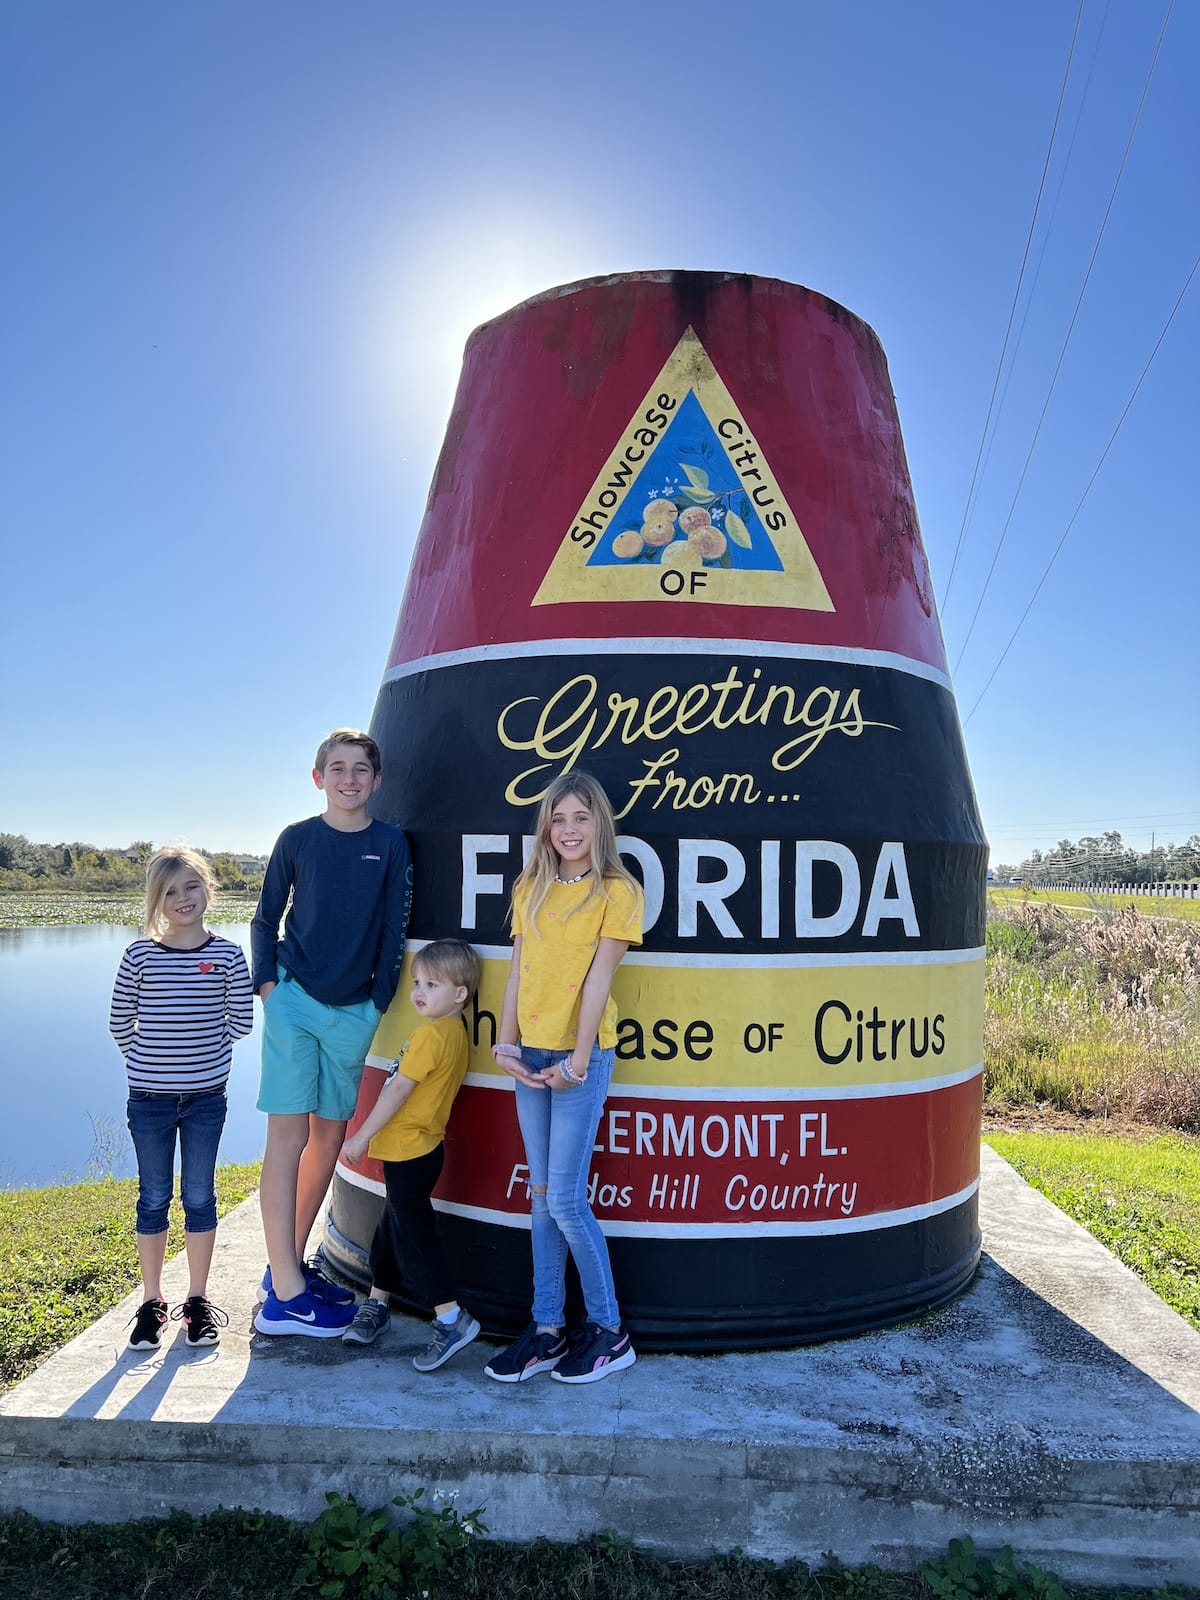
[{"xmin": 2, "ymin": 1148, "xmax": 1198, "ymax": 1588}]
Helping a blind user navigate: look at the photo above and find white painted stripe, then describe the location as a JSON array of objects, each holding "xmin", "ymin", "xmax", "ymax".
[
  {"xmin": 404, "ymin": 937, "xmax": 986, "ymax": 970},
  {"xmin": 381, "ymin": 636, "xmax": 952, "ymax": 691},
  {"xmin": 335, "ymin": 1162, "xmax": 386, "ymax": 1200},
  {"xmin": 455, "ymin": 1062, "xmax": 984, "ymax": 1101},
  {"xmin": 620, "ymin": 946, "xmax": 985, "ymax": 970},
  {"xmin": 429, "ymin": 1177, "xmax": 979, "ymax": 1238}
]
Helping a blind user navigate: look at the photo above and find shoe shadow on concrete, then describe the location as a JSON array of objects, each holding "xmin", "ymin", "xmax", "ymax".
[{"xmin": 57, "ymin": 1326, "xmax": 224, "ymax": 1424}]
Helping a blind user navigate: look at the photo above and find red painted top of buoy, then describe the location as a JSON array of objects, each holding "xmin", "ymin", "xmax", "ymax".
[{"xmin": 386, "ymin": 271, "xmax": 945, "ymax": 672}]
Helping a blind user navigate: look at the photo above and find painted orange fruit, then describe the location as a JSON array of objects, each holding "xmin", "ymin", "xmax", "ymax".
[
  {"xmin": 660, "ymin": 540, "xmax": 702, "ymax": 568},
  {"xmin": 689, "ymin": 525, "xmax": 727, "ymax": 560},
  {"xmin": 613, "ymin": 530, "xmax": 645, "ymax": 559},
  {"xmin": 644, "ymin": 498, "xmax": 677, "ymax": 523},
  {"xmin": 678, "ymin": 506, "xmax": 713, "ymax": 534},
  {"xmin": 641, "ymin": 519, "xmax": 677, "ymax": 547}
]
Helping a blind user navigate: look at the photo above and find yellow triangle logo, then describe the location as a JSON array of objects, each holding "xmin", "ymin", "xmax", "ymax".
[{"xmin": 533, "ymin": 327, "xmax": 833, "ymax": 611}]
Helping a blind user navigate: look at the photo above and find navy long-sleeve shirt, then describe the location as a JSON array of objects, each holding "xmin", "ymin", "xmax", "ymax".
[{"xmin": 250, "ymin": 816, "xmax": 412, "ymax": 1012}]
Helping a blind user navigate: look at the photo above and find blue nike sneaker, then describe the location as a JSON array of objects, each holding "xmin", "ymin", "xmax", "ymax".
[
  {"xmin": 257, "ymin": 1262, "xmax": 354, "ymax": 1307},
  {"xmin": 253, "ymin": 1283, "xmax": 356, "ymax": 1337}
]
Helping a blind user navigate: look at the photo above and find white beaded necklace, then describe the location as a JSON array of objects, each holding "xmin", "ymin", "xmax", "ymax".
[{"xmin": 555, "ymin": 868, "xmax": 592, "ymax": 885}]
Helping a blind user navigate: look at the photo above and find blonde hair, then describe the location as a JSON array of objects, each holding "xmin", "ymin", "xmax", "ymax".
[
  {"xmin": 144, "ymin": 848, "xmax": 215, "ymax": 938},
  {"xmin": 512, "ymin": 771, "xmax": 641, "ymax": 934},
  {"xmin": 314, "ymin": 728, "xmax": 382, "ymax": 775},
  {"xmin": 413, "ymin": 939, "xmax": 482, "ymax": 999}
]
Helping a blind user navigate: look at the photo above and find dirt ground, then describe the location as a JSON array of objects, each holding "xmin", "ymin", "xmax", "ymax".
[{"xmin": 982, "ymin": 1103, "xmax": 1178, "ymax": 1142}]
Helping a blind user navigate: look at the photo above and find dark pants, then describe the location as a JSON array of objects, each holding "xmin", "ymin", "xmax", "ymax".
[{"xmin": 369, "ymin": 1144, "xmax": 456, "ymax": 1310}]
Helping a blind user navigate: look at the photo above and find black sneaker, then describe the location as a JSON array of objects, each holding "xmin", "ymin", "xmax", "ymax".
[
  {"xmin": 483, "ymin": 1322, "xmax": 568, "ymax": 1383},
  {"xmin": 551, "ymin": 1322, "xmax": 636, "ymax": 1384},
  {"xmin": 128, "ymin": 1298, "xmax": 168, "ymax": 1351},
  {"xmin": 173, "ymin": 1295, "xmax": 229, "ymax": 1347}
]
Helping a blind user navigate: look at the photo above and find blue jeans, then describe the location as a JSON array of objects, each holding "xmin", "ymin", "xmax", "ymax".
[
  {"xmin": 513, "ymin": 1044, "xmax": 620, "ymax": 1330},
  {"xmin": 126, "ymin": 1088, "xmax": 227, "ymax": 1235}
]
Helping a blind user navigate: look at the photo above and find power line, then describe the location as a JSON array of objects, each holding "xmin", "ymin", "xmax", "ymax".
[
  {"xmin": 987, "ymin": 811, "xmax": 1199, "ymax": 833},
  {"xmin": 985, "ymin": 819, "xmax": 1200, "ymax": 844},
  {"xmin": 951, "ymin": 0, "xmax": 1176, "ymax": 673},
  {"xmin": 960, "ymin": 249, "xmax": 1198, "ymax": 728},
  {"xmin": 970, "ymin": 2, "xmax": 1112, "ymax": 515},
  {"xmin": 941, "ymin": 0, "xmax": 1085, "ymax": 609}
]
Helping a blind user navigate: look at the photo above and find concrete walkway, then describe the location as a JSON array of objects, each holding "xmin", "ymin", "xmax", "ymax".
[{"xmin": 2, "ymin": 1147, "xmax": 1198, "ymax": 1588}]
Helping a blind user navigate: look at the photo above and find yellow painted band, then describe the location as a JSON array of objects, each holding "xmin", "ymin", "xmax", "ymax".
[{"xmin": 374, "ymin": 952, "xmax": 984, "ymax": 1093}]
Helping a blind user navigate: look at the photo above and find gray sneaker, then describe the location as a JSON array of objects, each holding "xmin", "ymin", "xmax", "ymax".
[
  {"xmin": 342, "ymin": 1298, "xmax": 391, "ymax": 1345},
  {"xmin": 412, "ymin": 1310, "xmax": 481, "ymax": 1372}
]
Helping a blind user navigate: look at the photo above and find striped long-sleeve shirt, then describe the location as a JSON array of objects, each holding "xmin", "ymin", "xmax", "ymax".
[{"xmin": 109, "ymin": 935, "xmax": 254, "ymax": 1093}]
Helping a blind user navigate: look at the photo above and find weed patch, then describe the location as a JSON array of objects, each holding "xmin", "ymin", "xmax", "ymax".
[
  {"xmin": 1, "ymin": 1512, "xmax": 1196, "ymax": 1600},
  {"xmin": 985, "ymin": 903, "xmax": 1200, "ymax": 1132}
]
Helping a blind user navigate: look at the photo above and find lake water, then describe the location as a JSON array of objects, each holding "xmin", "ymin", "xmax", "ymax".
[{"xmin": 0, "ymin": 921, "xmax": 265, "ymax": 1189}]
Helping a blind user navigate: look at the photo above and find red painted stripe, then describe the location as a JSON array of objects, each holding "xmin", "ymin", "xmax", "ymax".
[{"xmin": 343, "ymin": 1074, "xmax": 981, "ymax": 1228}]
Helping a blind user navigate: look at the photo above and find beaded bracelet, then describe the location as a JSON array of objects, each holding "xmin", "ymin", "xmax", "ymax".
[{"xmin": 557, "ymin": 1057, "xmax": 586, "ymax": 1086}]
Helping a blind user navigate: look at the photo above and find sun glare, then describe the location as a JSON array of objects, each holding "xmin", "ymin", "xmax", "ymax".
[{"xmin": 362, "ymin": 202, "xmax": 625, "ymax": 445}]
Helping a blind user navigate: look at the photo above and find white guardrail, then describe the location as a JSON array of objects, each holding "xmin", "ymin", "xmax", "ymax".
[{"xmin": 1006, "ymin": 881, "xmax": 1199, "ymax": 899}]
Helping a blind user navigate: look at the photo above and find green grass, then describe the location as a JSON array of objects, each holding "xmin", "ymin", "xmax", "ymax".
[
  {"xmin": 989, "ymin": 886, "xmax": 1200, "ymax": 925},
  {"xmin": 0, "ymin": 1510, "xmax": 1194, "ymax": 1600},
  {"xmin": 985, "ymin": 1130, "xmax": 1200, "ymax": 1332},
  {"xmin": 0, "ymin": 1163, "xmax": 260, "ymax": 1389}
]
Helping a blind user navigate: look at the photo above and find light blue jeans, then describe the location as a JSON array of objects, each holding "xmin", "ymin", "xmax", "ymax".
[{"xmin": 513, "ymin": 1044, "xmax": 620, "ymax": 1330}]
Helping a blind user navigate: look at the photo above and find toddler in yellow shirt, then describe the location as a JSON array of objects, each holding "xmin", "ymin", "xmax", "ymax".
[{"xmin": 340, "ymin": 939, "xmax": 482, "ymax": 1371}]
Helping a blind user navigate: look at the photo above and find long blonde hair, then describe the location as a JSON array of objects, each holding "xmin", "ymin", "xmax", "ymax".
[
  {"xmin": 512, "ymin": 771, "xmax": 641, "ymax": 934},
  {"xmin": 144, "ymin": 848, "xmax": 215, "ymax": 938}
]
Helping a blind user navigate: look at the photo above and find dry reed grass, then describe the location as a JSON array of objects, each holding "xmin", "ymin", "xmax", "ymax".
[{"xmin": 984, "ymin": 901, "xmax": 1200, "ymax": 1131}]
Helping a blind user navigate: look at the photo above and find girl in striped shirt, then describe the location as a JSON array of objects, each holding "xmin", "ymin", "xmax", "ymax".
[{"xmin": 109, "ymin": 848, "xmax": 253, "ymax": 1351}]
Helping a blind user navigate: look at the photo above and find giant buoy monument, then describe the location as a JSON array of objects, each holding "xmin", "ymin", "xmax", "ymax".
[{"xmin": 323, "ymin": 270, "xmax": 987, "ymax": 1350}]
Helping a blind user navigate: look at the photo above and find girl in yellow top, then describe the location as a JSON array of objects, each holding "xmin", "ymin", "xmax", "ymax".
[{"xmin": 485, "ymin": 772, "xmax": 644, "ymax": 1386}]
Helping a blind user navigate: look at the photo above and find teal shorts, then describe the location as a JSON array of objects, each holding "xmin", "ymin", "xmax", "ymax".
[{"xmin": 257, "ymin": 971, "xmax": 381, "ymax": 1122}]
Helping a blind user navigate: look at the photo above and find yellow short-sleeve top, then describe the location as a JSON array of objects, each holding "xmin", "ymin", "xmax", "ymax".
[
  {"xmin": 368, "ymin": 1014, "xmax": 469, "ymax": 1163},
  {"xmin": 511, "ymin": 874, "xmax": 643, "ymax": 1050}
]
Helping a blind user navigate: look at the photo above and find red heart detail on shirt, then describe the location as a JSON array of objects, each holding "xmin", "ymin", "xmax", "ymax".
[{"xmin": 198, "ymin": 961, "xmax": 215, "ymax": 974}]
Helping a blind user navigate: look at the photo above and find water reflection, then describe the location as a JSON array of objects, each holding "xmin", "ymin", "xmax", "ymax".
[{"xmin": 0, "ymin": 921, "xmax": 264, "ymax": 1189}]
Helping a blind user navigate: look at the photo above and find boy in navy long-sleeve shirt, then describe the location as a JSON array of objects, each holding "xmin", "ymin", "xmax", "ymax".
[{"xmin": 251, "ymin": 729, "xmax": 412, "ymax": 1337}]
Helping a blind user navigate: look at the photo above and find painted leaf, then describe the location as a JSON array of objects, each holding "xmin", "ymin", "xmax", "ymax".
[
  {"xmin": 681, "ymin": 464, "xmax": 711, "ymax": 490},
  {"xmin": 725, "ymin": 510, "xmax": 752, "ymax": 548},
  {"xmin": 678, "ymin": 487, "xmax": 717, "ymax": 506}
]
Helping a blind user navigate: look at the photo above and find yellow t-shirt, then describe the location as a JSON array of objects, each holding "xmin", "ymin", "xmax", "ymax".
[
  {"xmin": 512, "ymin": 874, "xmax": 643, "ymax": 1050},
  {"xmin": 368, "ymin": 1014, "xmax": 469, "ymax": 1163}
]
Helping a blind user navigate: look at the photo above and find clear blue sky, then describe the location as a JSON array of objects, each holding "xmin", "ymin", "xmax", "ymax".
[{"xmin": 3, "ymin": 1, "xmax": 1196, "ymax": 869}]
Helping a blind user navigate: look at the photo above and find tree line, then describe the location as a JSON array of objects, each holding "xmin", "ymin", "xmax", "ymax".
[
  {"xmin": 994, "ymin": 830, "xmax": 1200, "ymax": 887},
  {"xmin": 0, "ymin": 833, "xmax": 264, "ymax": 893},
  {"xmin": 6, "ymin": 827, "xmax": 1196, "ymax": 896}
]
